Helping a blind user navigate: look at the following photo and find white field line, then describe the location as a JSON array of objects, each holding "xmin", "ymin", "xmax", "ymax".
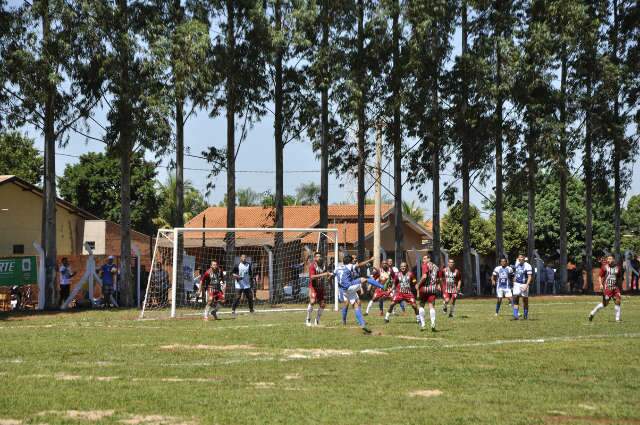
[{"xmin": 0, "ymin": 322, "xmax": 291, "ymax": 331}]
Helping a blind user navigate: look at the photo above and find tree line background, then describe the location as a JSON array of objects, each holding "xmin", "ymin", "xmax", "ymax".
[{"xmin": 0, "ymin": 0, "xmax": 638, "ymax": 307}]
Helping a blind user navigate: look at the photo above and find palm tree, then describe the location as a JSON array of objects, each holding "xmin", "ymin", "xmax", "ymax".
[
  {"xmin": 402, "ymin": 200, "xmax": 424, "ymax": 223},
  {"xmin": 295, "ymin": 182, "xmax": 320, "ymax": 205},
  {"xmin": 154, "ymin": 175, "xmax": 208, "ymax": 228}
]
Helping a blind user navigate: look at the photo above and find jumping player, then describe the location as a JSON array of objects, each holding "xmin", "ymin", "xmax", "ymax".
[
  {"xmin": 385, "ymin": 258, "xmax": 405, "ymax": 314},
  {"xmin": 306, "ymin": 252, "xmax": 333, "ymax": 326},
  {"xmin": 365, "ymin": 263, "xmax": 392, "ymax": 316},
  {"xmin": 442, "ymin": 258, "xmax": 462, "ymax": 318},
  {"xmin": 384, "ymin": 262, "xmax": 423, "ymax": 328},
  {"xmin": 492, "ymin": 256, "xmax": 514, "ymax": 316},
  {"xmin": 202, "ymin": 260, "xmax": 225, "ymax": 320},
  {"xmin": 589, "ymin": 255, "xmax": 623, "ymax": 322},
  {"xmin": 512, "ymin": 254, "xmax": 533, "ymax": 320},
  {"xmin": 418, "ymin": 254, "xmax": 440, "ymax": 331},
  {"xmin": 336, "ymin": 254, "xmax": 373, "ymax": 334}
]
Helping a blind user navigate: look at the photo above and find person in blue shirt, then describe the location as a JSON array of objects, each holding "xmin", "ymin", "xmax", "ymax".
[
  {"xmin": 491, "ymin": 256, "xmax": 514, "ymax": 316},
  {"xmin": 231, "ymin": 254, "xmax": 254, "ymax": 317},
  {"xmin": 336, "ymin": 254, "xmax": 373, "ymax": 334},
  {"xmin": 100, "ymin": 256, "xmax": 118, "ymax": 308},
  {"xmin": 512, "ymin": 254, "xmax": 533, "ymax": 319}
]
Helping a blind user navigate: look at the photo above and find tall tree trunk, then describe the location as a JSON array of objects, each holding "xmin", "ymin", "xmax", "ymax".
[
  {"xmin": 584, "ymin": 79, "xmax": 594, "ymax": 292},
  {"xmin": 356, "ymin": 0, "xmax": 366, "ymax": 266},
  {"xmin": 431, "ymin": 75, "xmax": 440, "ymax": 267},
  {"xmin": 174, "ymin": 0, "xmax": 185, "ymax": 229},
  {"xmin": 319, "ymin": 0, "xmax": 329, "ymax": 256},
  {"xmin": 273, "ymin": 0, "xmax": 284, "ymax": 302},
  {"xmin": 526, "ymin": 125, "xmax": 536, "ymax": 264},
  {"xmin": 176, "ymin": 100, "xmax": 184, "ymax": 227},
  {"xmin": 118, "ymin": 0, "xmax": 133, "ymax": 307},
  {"xmin": 461, "ymin": 1, "xmax": 472, "ymax": 292},
  {"xmin": 41, "ymin": 0, "xmax": 58, "ymax": 309},
  {"xmin": 611, "ymin": 0, "xmax": 621, "ymax": 260},
  {"xmin": 392, "ymin": 0, "xmax": 403, "ymax": 265},
  {"xmin": 225, "ymin": 0, "xmax": 236, "ymax": 286},
  {"xmin": 494, "ymin": 15, "xmax": 504, "ymax": 260},
  {"xmin": 558, "ymin": 52, "xmax": 568, "ymax": 291}
]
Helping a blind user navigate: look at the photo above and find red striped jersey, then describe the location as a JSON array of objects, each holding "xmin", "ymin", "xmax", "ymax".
[
  {"xmin": 600, "ymin": 264, "xmax": 621, "ymax": 291},
  {"xmin": 442, "ymin": 267, "xmax": 462, "ymax": 293},
  {"xmin": 394, "ymin": 271, "xmax": 417, "ymax": 294}
]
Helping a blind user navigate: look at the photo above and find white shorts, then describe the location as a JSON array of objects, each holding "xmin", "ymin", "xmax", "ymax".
[
  {"xmin": 513, "ymin": 283, "xmax": 529, "ymax": 297},
  {"xmin": 496, "ymin": 287, "xmax": 512, "ymax": 298},
  {"xmin": 339, "ymin": 284, "xmax": 362, "ymax": 305}
]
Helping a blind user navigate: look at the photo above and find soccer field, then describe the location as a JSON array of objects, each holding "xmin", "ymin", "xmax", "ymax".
[{"xmin": 0, "ymin": 297, "xmax": 639, "ymax": 425}]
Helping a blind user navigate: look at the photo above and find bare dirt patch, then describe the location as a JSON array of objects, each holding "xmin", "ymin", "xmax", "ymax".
[
  {"xmin": 160, "ymin": 344, "xmax": 256, "ymax": 351},
  {"xmin": 119, "ymin": 415, "xmax": 197, "ymax": 425},
  {"xmin": 408, "ymin": 389, "xmax": 443, "ymax": 398},
  {"xmin": 578, "ymin": 404, "xmax": 597, "ymax": 411},
  {"xmin": 284, "ymin": 374, "xmax": 301, "ymax": 380},
  {"xmin": 54, "ymin": 373, "xmax": 82, "ymax": 381},
  {"xmin": 544, "ymin": 415, "xmax": 640, "ymax": 424},
  {"xmin": 64, "ymin": 410, "xmax": 115, "ymax": 421},
  {"xmin": 0, "ymin": 419, "xmax": 22, "ymax": 425},
  {"xmin": 254, "ymin": 382, "xmax": 276, "ymax": 389},
  {"xmin": 283, "ymin": 348, "xmax": 353, "ymax": 359}
]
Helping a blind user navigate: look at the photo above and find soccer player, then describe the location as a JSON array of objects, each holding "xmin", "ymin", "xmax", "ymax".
[
  {"xmin": 231, "ymin": 254, "xmax": 254, "ymax": 317},
  {"xmin": 306, "ymin": 252, "xmax": 333, "ymax": 326},
  {"xmin": 59, "ymin": 258, "xmax": 76, "ymax": 307},
  {"xmin": 336, "ymin": 254, "xmax": 373, "ymax": 334},
  {"xmin": 365, "ymin": 263, "xmax": 392, "ymax": 316},
  {"xmin": 492, "ymin": 256, "xmax": 513, "ymax": 316},
  {"xmin": 202, "ymin": 260, "xmax": 225, "ymax": 320},
  {"xmin": 589, "ymin": 255, "xmax": 623, "ymax": 322},
  {"xmin": 442, "ymin": 258, "xmax": 462, "ymax": 318},
  {"xmin": 385, "ymin": 258, "xmax": 405, "ymax": 314},
  {"xmin": 418, "ymin": 254, "xmax": 440, "ymax": 331},
  {"xmin": 99, "ymin": 256, "xmax": 118, "ymax": 308},
  {"xmin": 384, "ymin": 262, "xmax": 423, "ymax": 328},
  {"xmin": 512, "ymin": 254, "xmax": 533, "ymax": 320}
]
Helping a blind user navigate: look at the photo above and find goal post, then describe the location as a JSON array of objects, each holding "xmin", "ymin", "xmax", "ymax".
[{"xmin": 140, "ymin": 227, "xmax": 340, "ymax": 319}]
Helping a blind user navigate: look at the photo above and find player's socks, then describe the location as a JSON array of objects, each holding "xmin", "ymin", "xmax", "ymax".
[
  {"xmin": 306, "ymin": 304, "xmax": 313, "ymax": 323},
  {"xmin": 590, "ymin": 302, "xmax": 604, "ymax": 317},
  {"xmin": 450, "ymin": 304, "xmax": 455, "ymax": 317},
  {"xmin": 513, "ymin": 305, "xmax": 519, "ymax": 319},
  {"xmin": 429, "ymin": 307, "xmax": 436, "ymax": 328},
  {"xmin": 400, "ymin": 302, "xmax": 406, "ymax": 312},
  {"xmin": 379, "ymin": 300, "xmax": 384, "ymax": 312},
  {"xmin": 366, "ymin": 300, "xmax": 373, "ymax": 315},
  {"xmin": 354, "ymin": 307, "xmax": 365, "ymax": 327},
  {"xmin": 614, "ymin": 304, "xmax": 621, "ymax": 321},
  {"xmin": 203, "ymin": 305, "xmax": 210, "ymax": 319},
  {"xmin": 496, "ymin": 301, "xmax": 501, "ymax": 314},
  {"xmin": 384, "ymin": 312, "xmax": 390, "ymax": 322},
  {"xmin": 523, "ymin": 308, "xmax": 528, "ymax": 319},
  {"xmin": 341, "ymin": 306, "xmax": 348, "ymax": 324},
  {"xmin": 316, "ymin": 307, "xmax": 324, "ymax": 324},
  {"xmin": 418, "ymin": 307, "xmax": 426, "ymax": 328}
]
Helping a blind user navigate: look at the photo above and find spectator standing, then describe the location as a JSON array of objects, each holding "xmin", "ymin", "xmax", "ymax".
[
  {"xmin": 545, "ymin": 264, "xmax": 555, "ymax": 295},
  {"xmin": 99, "ymin": 256, "xmax": 118, "ymax": 308},
  {"xmin": 630, "ymin": 255, "xmax": 640, "ymax": 292},
  {"xmin": 151, "ymin": 261, "xmax": 170, "ymax": 306},
  {"xmin": 59, "ymin": 258, "xmax": 76, "ymax": 307},
  {"xmin": 231, "ymin": 254, "xmax": 254, "ymax": 316}
]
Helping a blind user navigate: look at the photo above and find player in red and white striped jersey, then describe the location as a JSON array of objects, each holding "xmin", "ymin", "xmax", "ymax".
[
  {"xmin": 384, "ymin": 262, "xmax": 423, "ymax": 328},
  {"xmin": 365, "ymin": 263, "xmax": 393, "ymax": 316},
  {"xmin": 441, "ymin": 258, "xmax": 462, "ymax": 318},
  {"xmin": 589, "ymin": 255, "xmax": 623, "ymax": 322},
  {"xmin": 418, "ymin": 253, "xmax": 440, "ymax": 331}
]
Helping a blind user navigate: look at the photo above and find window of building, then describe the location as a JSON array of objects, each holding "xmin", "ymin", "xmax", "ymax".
[{"xmin": 13, "ymin": 245, "xmax": 24, "ymax": 255}]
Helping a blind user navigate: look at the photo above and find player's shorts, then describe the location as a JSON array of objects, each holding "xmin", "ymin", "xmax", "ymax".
[
  {"xmin": 309, "ymin": 286, "xmax": 325, "ymax": 303},
  {"xmin": 496, "ymin": 286, "xmax": 512, "ymax": 298},
  {"xmin": 603, "ymin": 287, "xmax": 621, "ymax": 302},
  {"xmin": 393, "ymin": 292, "xmax": 416, "ymax": 304},
  {"xmin": 373, "ymin": 288, "xmax": 391, "ymax": 300},
  {"xmin": 207, "ymin": 288, "xmax": 225, "ymax": 303},
  {"xmin": 443, "ymin": 291, "xmax": 457, "ymax": 302},
  {"xmin": 418, "ymin": 292, "xmax": 437, "ymax": 304},
  {"xmin": 339, "ymin": 284, "xmax": 361, "ymax": 305},
  {"xmin": 512, "ymin": 283, "xmax": 529, "ymax": 297},
  {"xmin": 102, "ymin": 284, "xmax": 113, "ymax": 297}
]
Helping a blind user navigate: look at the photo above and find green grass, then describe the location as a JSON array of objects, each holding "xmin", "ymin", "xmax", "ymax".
[{"xmin": 0, "ymin": 296, "xmax": 639, "ymax": 425}]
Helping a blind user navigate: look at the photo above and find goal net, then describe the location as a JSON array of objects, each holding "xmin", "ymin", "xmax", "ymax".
[{"xmin": 140, "ymin": 227, "xmax": 339, "ymax": 319}]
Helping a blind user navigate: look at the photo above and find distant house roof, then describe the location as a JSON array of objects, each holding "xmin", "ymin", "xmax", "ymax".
[
  {"xmin": 0, "ymin": 175, "xmax": 98, "ymax": 220},
  {"xmin": 184, "ymin": 204, "xmax": 431, "ymax": 245}
]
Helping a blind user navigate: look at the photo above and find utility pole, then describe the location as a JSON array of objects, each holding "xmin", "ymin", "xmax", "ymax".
[{"xmin": 374, "ymin": 122, "xmax": 382, "ymax": 269}]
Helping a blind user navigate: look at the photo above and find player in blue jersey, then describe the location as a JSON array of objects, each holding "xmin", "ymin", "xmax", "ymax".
[
  {"xmin": 336, "ymin": 254, "xmax": 374, "ymax": 334},
  {"xmin": 492, "ymin": 257, "xmax": 514, "ymax": 317},
  {"xmin": 512, "ymin": 254, "xmax": 533, "ymax": 320}
]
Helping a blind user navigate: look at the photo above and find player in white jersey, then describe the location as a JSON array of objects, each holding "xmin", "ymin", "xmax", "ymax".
[
  {"xmin": 492, "ymin": 257, "xmax": 514, "ymax": 317},
  {"xmin": 512, "ymin": 254, "xmax": 533, "ymax": 320}
]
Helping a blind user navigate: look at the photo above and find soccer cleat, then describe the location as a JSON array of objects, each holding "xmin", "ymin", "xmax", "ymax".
[
  {"xmin": 362, "ymin": 326, "xmax": 372, "ymax": 334},
  {"xmin": 364, "ymin": 312, "xmax": 369, "ymax": 316},
  {"xmin": 443, "ymin": 304, "xmax": 447, "ymax": 313},
  {"xmin": 231, "ymin": 311, "xmax": 237, "ymax": 319},
  {"xmin": 212, "ymin": 311, "xmax": 218, "ymax": 320},
  {"xmin": 384, "ymin": 318, "xmax": 390, "ymax": 324},
  {"xmin": 495, "ymin": 313, "xmax": 499, "ymax": 317},
  {"xmin": 314, "ymin": 319, "xmax": 320, "ymax": 326},
  {"xmin": 448, "ymin": 313, "xmax": 453, "ymax": 318},
  {"xmin": 616, "ymin": 319, "xmax": 622, "ymax": 323},
  {"xmin": 431, "ymin": 326, "xmax": 437, "ymax": 332},
  {"xmin": 305, "ymin": 319, "xmax": 312, "ymax": 327},
  {"xmin": 588, "ymin": 314, "xmax": 594, "ymax": 322}
]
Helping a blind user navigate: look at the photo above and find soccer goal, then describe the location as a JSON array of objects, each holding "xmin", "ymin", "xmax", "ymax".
[{"xmin": 139, "ymin": 227, "xmax": 340, "ymax": 319}]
